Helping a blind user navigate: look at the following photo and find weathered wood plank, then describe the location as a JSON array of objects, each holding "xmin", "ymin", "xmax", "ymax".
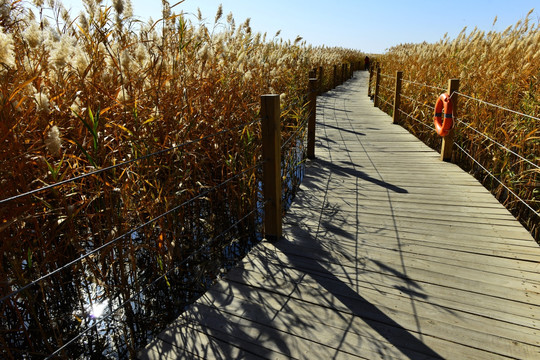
[
  {"xmin": 222, "ymin": 261, "xmax": 540, "ymax": 358},
  {"xmin": 241, "ymin": 247, "xmax": 540, "ymax": 329},
  {"xmin": 201, "ymin": 284, "xmax": 504, "ymax": 360},
  {"xmin": 276, "ymin": 228, "xmax": 540, "ymax": 295}
]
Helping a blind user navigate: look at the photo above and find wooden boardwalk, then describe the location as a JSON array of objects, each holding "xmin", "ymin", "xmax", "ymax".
[{"xmin": 139, "ymin": 72, "xmax": 540, "ymax": 359}]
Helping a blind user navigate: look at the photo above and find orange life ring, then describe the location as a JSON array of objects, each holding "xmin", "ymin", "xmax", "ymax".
[{"xmin": 433, "ymin": 93, "xmax": 453, "ymax": 136}]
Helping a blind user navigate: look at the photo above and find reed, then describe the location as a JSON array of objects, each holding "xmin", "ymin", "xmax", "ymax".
[
  {"xmin": 374, "ymin": 11, "xmax": 539, "ymax": 242},
  {"xmin": 0, "ymin": 1, "xmax": 365, "ymax": 358}
]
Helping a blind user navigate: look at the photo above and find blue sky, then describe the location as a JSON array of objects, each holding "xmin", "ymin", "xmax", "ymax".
[{"xmin": 58, "ymin": 0, "xmax": 539, "ymax": 53}]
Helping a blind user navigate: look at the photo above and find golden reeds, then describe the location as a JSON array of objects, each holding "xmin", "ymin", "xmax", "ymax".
[
  {"xmin": 374, "ymin": 10, "xmax": 539, "ymax": 242},
  {"xmin": 0, "ymin": 0, "xmax": 364, "ymax": 358}
]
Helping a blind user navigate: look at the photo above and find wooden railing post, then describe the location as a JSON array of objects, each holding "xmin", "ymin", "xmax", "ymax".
[
  {"xmin": 333, "ymin": 65, "xmax": 337, "ymax": 88},
  {"xmin": 307, "ymin": 77, "xmax": 317, "ymax": 159},
  {"xmin": 373, "ymin": 66, "xmax": 381, "ymax": 107},
  {"xmin": 318, "ymin": 66, "xmax": 323, "ymax": 94},
  {"xmin": 368, "ymin": 67, "xmax": 374, "ymax": 97},
  {"xmin": 392, "ymin": 71, "xmax": 403, "ymax": 124},
  {"xmin": 261, "ymin": 94, "xmax": 282, "ymax": 241},
  {"xmin": 440, "ymin": 79, "xmax": 460, "ymax": 162}
]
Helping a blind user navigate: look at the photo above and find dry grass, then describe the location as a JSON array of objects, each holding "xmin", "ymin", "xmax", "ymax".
[
  {"xmin": 373, "ymin": 11, "xmax": 539, "ymax": 241},
  {"xmin": 0, "ymin": 0, "xmax": 364, "ymax": 358}
]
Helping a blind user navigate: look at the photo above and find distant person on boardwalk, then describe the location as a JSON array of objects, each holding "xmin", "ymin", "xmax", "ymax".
[{"xmin": 364, "ymin": 56, "xmax": 370, "ymax": 70}]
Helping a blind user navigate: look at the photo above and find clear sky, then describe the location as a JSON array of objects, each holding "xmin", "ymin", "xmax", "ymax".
[{"xmin": 57, "ymin": 0, "xmax": 539, "ymax": 53}]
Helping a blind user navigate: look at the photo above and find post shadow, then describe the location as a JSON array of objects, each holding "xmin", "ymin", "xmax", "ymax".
[
  {"xmin": 319, "ymin": 122, "xmax": 366, "ymax": 137},
  {"xmin": 315, "ymin": 158, "xmax": 408, "ymax": 194},
  {"xmin": 273, "ymin": 234, "xmax": 444, "ymax": 360}
]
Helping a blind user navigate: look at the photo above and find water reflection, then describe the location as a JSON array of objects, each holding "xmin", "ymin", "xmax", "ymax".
[{"xmin": 89, "ymin": 300, "xmax": 108, "ymax": 319}]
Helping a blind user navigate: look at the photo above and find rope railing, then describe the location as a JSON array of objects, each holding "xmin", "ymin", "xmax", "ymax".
[
  {"xmin": 0, "ymin": 119, "xmax": 261, "ymax": 205},
  {"xmin": 0, "ymin": 162, "xmax": 263, "ymax": 303},
  {"xmin": 45, "ymin": 199, "xmax": 267, "ymax": 359}
]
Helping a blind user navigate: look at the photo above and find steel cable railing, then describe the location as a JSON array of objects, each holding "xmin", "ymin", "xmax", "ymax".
[
  {"xmin": 0, "ymin": 119, "xmax": 261, "ymax": 205},
  {"xmin": 379, "ymin": 72, "xmax": 538, "ymax": 220},
  {"xmin": 454, "ymin": 116, "xmax": 539, "ymax": 170},
  {"xmin": 401, "ymin": 78, "xmax": 446, "ymax": 92},
  {"xmin": 379, "ymin": 73, "xmax": 396, "ymax": 80},
  {"xmin": 0, "ymin": 162, "xmax": 263, "ymax": 303},
  {"xmin": 401, "ymin": 83, "xmax": 539, "ymax": 168},
  {"xmin": 44, "ymin": 199, "xmax": 267, "ymax": 359},
  {"xmin": 454, "ymin": 143, "xmax": 539, "ymax": 217},
  {"xmin": 456, "ymin": 91, "xmax": 540, "ymax": 122},
  {"xmin": 0, "ymin": 70, "xmax": 338, "ymax": 358},
  {"xmin": 398, "ymin": 108, "xmax": 436, "ymax": 131},
  {"xmin": 378, "ymin": 84, "xmax": 394, "ymax": 94},
  {"xmin": 450, "ymin": 91, "xmax": 539, "ymax": 219},
  {"xmin": 281, "ymin": 114, "xmax": 308, "ymax": 212},
  {"xmin": 398, "ymin": 78, "xmax": 537, "ymax": 167},
  {"xmin": 376, "ymin": 95, "xmax": 394, "ymax": 109},
  {"xmin": 281, "ymin": 117, "xmax": 309, "ymax": 150}
]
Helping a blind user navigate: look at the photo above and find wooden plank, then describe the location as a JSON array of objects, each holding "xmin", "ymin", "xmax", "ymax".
[
  {"xmin": 241, "ymin": 258, "xmax": 540, "ymax": 337},
  {"xmin": 181, "ymin": 303, "xmax": 386, "ymax": 360},
  {"xmin": 201, "ymin": 282, "xmax": 504, "ymax": 360},
  {"xmin": 292, "ymin": 201, "xmax": 524, "ymax": 227},
  {"xmin": 294, "ymin": 188, "xmax": 514, "ymax": 212},
  {"xmin": 140, "ymin": 324, "xmax": 268, "ymax": 360},
  {"xmin": 290, "ymin": 219, "xmax": 532, "ymax": 249},
  {"xmin": 284, "ymin": 212, "xmax": 534, "ymax": 245},
  {"xmin": 259, "ymin": 233, "xmax": 540, "ymax": 286},
  {"xmin": 224, "ymin": 255, "xmax": 540, "ymax": 359},
  {"xmin": 245, "ymin": 245, "xmax": 540, "ymax": 326},
  {"xmin": 278, "ymin": 225, "xmax": 540, "ymax": 290}
]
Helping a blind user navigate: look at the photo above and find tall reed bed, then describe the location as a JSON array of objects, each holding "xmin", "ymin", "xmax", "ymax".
[
  {"xmin": 374, "ymin": 11, "xmax": 539, "ymax": 241},
  {"xmin": 0, "ymin": 0, "xmax": 365, "ymax": 358}
]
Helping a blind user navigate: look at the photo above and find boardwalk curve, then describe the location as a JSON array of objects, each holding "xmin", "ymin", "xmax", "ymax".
[{"xmin": 139, "ymin": 71, "xmax": 540, "ymax": 359}]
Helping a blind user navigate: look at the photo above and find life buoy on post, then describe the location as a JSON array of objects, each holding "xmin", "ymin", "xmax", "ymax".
[{"xmin": 433, "ymin": 93, "xmax": 453, "ymax": 137}]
